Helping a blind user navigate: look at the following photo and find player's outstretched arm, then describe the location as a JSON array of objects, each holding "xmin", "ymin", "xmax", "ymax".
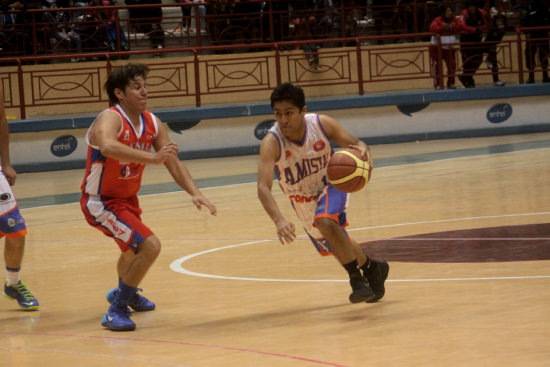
[
  {"xmin": 154, "ymin": 119, "xmax": 216, "ymax": 215},
  {"xmin": 257, "ymin": 134, "xmax": 296, "ymax": 244}
]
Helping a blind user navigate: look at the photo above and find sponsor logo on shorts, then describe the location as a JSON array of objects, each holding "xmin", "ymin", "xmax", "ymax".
[
  {"xmin": 106, "ymin": 217, "xmax": 126, "ymax": 237},
  {"xmin": 7, "ymin": 218, "xmax": 15, "ymax": 227}
]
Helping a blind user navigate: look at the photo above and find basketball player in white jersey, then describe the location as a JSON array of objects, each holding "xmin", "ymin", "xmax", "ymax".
[
  {"xmin": 258, "ymin": 82, "xmax": 389, "ymax": 303},
  {"xmin": 0, "ymin": 85, "xmax": 39, "ymax": 311}
]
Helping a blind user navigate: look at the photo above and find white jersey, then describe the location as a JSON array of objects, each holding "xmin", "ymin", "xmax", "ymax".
[{"xmin": 268, "ymin": 113, "xmax": 333, "ymax": 237}]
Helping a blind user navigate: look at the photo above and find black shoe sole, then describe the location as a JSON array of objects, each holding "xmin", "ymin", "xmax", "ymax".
[
  {"xmin": 366, "ymin": 262, "xmax": 389, "ymax": 303},
  {"xmin": 349, "ymin": 286, "xmax": 376, "ymax": 303}
]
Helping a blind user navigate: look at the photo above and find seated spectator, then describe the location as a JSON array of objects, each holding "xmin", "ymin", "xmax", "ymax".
[
  {"xmin": 125, "ymin": 0, "xmax": 165, "ymax": 55},
  {"xmin": 88, "ymin": 0, "xmax": 128, "ymax": 52},
  {"xmin": 0, "ymin": 0, "xmax": 38, "ymax": 55},
  {"xmin": 43, "ymin": 0, "xmax": 85, "ymax": 61},
  {"xmin": 429, "ymin": 4, "xmax": 462, "ymax": 89},
  {"xmin": 458, "ymin": 0, "xmax": 489, "ymax": 88},
  {"xmin": 291, "ymin": 1, "xmax": 323, "ymax": 69}
]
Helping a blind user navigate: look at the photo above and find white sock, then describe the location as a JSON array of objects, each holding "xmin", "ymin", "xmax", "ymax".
[{"xmin": 6, "ymin": 268, "xmax": 21, "ymax": 286}]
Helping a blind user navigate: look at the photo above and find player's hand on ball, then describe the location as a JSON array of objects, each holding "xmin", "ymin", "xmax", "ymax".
[
  {"xmin": 349, "ymin": 143, "xmax": 374, "ymax": 178},
  {"xmin": 192, "ymin": 194, "xmax": 217, "ymax": 215},
  {"xmin": 276, "ymin": 219, "xmax": 296, "ymax": 244}
]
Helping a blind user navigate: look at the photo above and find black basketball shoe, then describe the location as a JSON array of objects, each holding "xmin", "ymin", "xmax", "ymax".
[
  {"xmin": 349, "ymin": 273, "xmax": 376, "ymax": 303},
  {"xmin": 364, "ymin": 260, "xmax": 389, "ymax": 303}
]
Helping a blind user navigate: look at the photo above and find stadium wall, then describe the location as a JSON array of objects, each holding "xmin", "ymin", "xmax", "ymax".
[{"xmin": 9, "ymin": 83, "xmax": 550, "ymax": 173}]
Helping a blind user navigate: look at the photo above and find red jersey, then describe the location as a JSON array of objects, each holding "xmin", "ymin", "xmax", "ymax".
[{"xmin": 81, "ymin": 106, "xmax": 159, "ymax": 199}]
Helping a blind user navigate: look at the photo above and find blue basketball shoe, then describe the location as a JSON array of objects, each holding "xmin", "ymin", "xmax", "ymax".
[
  {"xmin": 106, "ymin": 288, "xmax": 155, "ymax": 312},
  {"xmin": 101, "ymin": 302, "xmax": 136, "ymax": 331},
  {"xmin": 3, "ymin": 281, "xmax": 39, "ymax": 311}
]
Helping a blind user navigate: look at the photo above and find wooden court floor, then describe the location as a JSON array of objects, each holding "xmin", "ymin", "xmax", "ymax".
[{"xmin": 1, "ymin": 132, "xmax": 549, "ymax": 367}]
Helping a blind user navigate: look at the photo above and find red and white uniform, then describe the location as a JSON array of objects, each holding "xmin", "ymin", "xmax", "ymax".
[{"xmin": 80, "ymin": 105, "xmax": 159, "ymax": 252}]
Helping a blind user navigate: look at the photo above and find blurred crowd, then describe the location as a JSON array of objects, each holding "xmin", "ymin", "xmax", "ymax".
[{"xmin": 0, "ymin": 0, "xmax": 548, "ymax": 81}]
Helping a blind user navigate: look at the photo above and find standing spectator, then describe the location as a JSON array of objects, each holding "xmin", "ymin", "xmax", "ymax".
[
  {"xmin": 192, "ymin": 0, "xmax": 206, "ymax": 31},
  {"xmin": 521, "ymin": 0, "xmax": 550, "ymax": 83},
  {"xmin": 125, "ymin": 0, "xmax": 165, "ymax": 55},
  {"xmin": 458, "ymin": 0, "xmax": 489, "ymax": 88},
  {"xmin": 0, "ymin": 84, "xmax": 39, "ymax": 311},
  {"xmin": 178, "ymin": 0, "xmax": 192, "ymax": 33},
  {"xmin": 483, "ymin": 12, "xmax": 514, "ymax": 86},
  {"xmin": 429, "ymin": 4, "xmax": 462, "ymax": 89}
]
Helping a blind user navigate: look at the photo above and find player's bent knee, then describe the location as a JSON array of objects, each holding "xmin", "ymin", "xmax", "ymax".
[
  {"xmin": 139, "ymin": 236, "xmax": 161, "ymax": 259},
  {"xmin": 314, "ymin": 217, "xmax": 338, "ymax": 233}
]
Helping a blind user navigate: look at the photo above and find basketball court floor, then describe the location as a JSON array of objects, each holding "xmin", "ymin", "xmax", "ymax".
[{"xmin": 1, "ymin": 132, "xmax": 549, "ymax": 367}]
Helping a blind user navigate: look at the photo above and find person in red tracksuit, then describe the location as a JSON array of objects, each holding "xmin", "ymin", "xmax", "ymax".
[{"xmin": 429, "ymin": 4, "xmax": 463, "ymax": 90}]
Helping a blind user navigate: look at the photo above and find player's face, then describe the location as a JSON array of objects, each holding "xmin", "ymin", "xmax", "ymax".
[
  {"xmin": 117, "ymin": 76, "xmax": 148, "ymax": 111},
  {"xmin": 272, "ymin": 100, "xmax": 306, "ymax": 141}
]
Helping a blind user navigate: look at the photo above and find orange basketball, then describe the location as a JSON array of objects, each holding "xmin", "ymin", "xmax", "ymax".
[{"xmin": 327, "ymin": 148, "xmax": 371, "ymax": 193}]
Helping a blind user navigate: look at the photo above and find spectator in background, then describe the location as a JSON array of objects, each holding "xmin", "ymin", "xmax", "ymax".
[
  {"xmin": 371, "ymin": 0, "xmax": 400, "ymax": 44},
  {"xmin": 178, "ymin": 0, "xmax": 192, "ymax": 33},
  {"xmin": 429, "ymin": 4, "xmax": 462, "ymax": 89},
  {"xmin": 43, "ymin": 0, "xmax": 85, "ymax": 61},
  {"xmin": 458, "ymin": 0, "xmax": 489, "ymax": 88},
  {"xmin": 291, "ymin": 0, "xmax": 322, "ymax": 70},
  {"xmin": 521, "ymin": 0, "xmax": 549, "ymax": 83},
  {"xmin": 88, "ymin": 0, "xmax": 129, "ymax": 52},
  {"xmin": 192, "ymin": 0, "xmax": 206, "ymax": 31},
  {"xmin": 1, "ymin": 0, "xmax": 43, "ymax": 56},
  {"xmin": 483, "ymin": 12, "xmax": 514, "ymax": 86},
  {"xmin": 125, "ymin": 0, "xmax": 165, "ymax": 55}
]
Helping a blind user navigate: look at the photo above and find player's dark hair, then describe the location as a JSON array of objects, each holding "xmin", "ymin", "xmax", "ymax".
[
  {"xmin": 270, "ymin": 82, "xmax": 306, "ymax": 111},
  {"xmin": 104, "ymin": 63, "xmax": 150, "ymax": 106}
]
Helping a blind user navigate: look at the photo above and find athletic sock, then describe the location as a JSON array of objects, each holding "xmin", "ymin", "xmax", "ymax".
[
  {"xmin": 342, "ymin": 259, "xmax": 361, "ymax": 278},
  {"xmin": 116, "ymin": 278, "xmax": 136, "ymax": 305},
  {"xmin": 360, "ymin": 257, "xmax": 377, "ymax": 276},
  {"xmin": 6, "ymin": 266, "xmax": 21, "ymax": 286}
]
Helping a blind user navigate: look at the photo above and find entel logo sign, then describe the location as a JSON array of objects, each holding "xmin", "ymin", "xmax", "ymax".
[
  {"xmin": 50, "ymin": 135, "xmax": 78, "ymax": 157},
  {"xmin": 487, "ymin": 103, "xmax": 512, "ymax": 124}
]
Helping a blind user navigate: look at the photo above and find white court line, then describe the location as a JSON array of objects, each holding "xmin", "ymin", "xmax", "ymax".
[{"xmin": 170, "ymin": 212, "xmax": 550, "ymax": 283}]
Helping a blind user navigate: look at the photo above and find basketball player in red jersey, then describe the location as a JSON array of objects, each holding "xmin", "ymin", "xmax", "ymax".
[
  {"xmin": 257, "ymin": 82, "xmax": 389, "ymax": 304},
  {"xmin": 80, "ymin": 63, "xmax": 216, "ymax": 331},
  {"xmin": 0, "ymin": 85, "xmax": 39, "ymax": 311}
]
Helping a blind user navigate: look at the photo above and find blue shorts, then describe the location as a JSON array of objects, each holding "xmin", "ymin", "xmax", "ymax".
[
  {"xmin": 0, "ymin": 171, "xmax": 26, "ymax": 238},
  {"xmin": 307, "ymin": 184, "xmax": 350, "ymax": 256}
]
